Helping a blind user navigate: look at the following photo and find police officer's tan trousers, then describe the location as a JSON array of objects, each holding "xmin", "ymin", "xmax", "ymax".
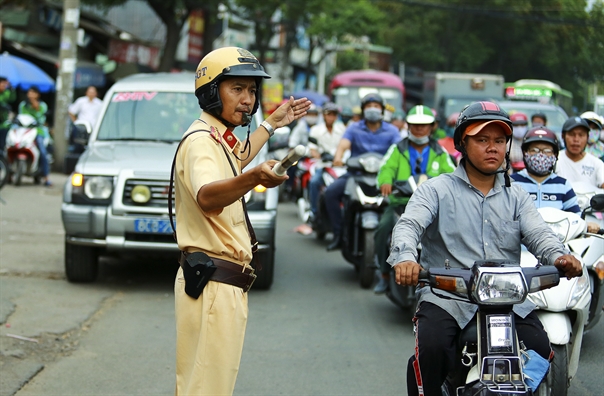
[{"xmin": 174, "ymin": 267, "xmax": 248, "ymax": 396}]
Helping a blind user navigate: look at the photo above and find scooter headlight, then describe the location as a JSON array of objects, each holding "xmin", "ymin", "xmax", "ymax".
[
  {"xmin": 472, "ymin": 268, "xmax": 527, "ymax": 304},
  {"xmin": 546, "ymin": 218, "xmax": 571, "ymax": 243},
  {"xmin": 358, "ymin": 156, "xmax": 381, "ymax": 173},
  {"xmin": 567, "ymin": 268, "xmax": 590, "ymax": 308}
]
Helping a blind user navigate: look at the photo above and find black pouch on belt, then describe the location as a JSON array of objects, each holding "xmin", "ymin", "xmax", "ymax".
[{"xmin": 182, "ymin": 252, "xmax": 217, "ymax": 299}]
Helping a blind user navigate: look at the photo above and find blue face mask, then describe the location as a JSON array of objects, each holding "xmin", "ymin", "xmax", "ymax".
[{"xmin": 364, "ymin": 108, "xmax": 383, "ymax": 122}]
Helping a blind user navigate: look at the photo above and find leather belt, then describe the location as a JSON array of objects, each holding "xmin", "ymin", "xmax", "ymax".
[{"xmin": 179, "ymin": 252, "xmax": 256, "ymax": 292}]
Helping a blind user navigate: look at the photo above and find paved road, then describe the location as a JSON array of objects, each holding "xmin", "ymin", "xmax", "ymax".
[{"xmin": 0, "ymin": 173, "xmax": 602, "ymax": 395}]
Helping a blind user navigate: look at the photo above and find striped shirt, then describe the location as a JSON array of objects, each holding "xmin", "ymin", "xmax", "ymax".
[{"xmin": 510, "ymin": 170, "xmax": 580, "ymax": 213}]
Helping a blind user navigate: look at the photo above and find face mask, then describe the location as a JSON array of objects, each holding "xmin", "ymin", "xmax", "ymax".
[
  {"xmin": 588, "ymin": 129, "xmax": 601, "ymax": 144},
  {"xmin": 363, "ymin": 108, "xmax": 383, "ymax": 122},
  {"xmin": 524, "ymin": 152, "xmax": 556, "ymax": 176},
  {"xmin": 513, "ymin": 126, "xmax": 527, "ymax": 139},
  {"xmin": 305, "ymin": 115, "xmax": 318, "ymax": 126},
  {"xmin": 600, "ymin": 130, "xmax": 604, "ymax": 142},
  {"xmin": 408, "ymin": 133, "xmax": 430, "ymax": 145}
]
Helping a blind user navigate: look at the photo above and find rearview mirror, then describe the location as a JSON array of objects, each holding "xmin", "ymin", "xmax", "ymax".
[{"xmin": 590, "ymin": 194, "xmax": 604, "ymax": 212}]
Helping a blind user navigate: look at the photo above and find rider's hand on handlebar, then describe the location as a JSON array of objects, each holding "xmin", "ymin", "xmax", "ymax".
[
  {"xmin": 333, "ymin": 159, "xmax": 344, "ymax": 167},
  {"xmin": 587, "ymin": 222, "xmax": 600, "ymax": 234},
  {"xmin": 554, "ymin": 254, "xmax": 582, "ymax": 279},
  {"xmin": 381, "ymin": 184, "xmax": 392, "ymax": 196},
  {"xmin": 393, "ymin": 261, "xmax": 423, "ymax": 286}
]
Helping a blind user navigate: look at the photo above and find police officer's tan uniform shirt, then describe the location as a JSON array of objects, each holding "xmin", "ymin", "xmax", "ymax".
[{"xmin": 174, "ymin": 112, "xmax": 252, "ymax": 266}]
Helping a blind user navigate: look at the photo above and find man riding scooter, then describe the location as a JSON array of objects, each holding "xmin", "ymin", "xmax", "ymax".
[
  {"xmin": 373, "ymin": 105, "xmax": 455, "ymax": 294},
  {"xmin": 307, "ymin": 102, "xmax": 346, "ymax": 224},
  {"xmin": 389, "ymin": 101, "xmax": 582, "ymax": 396},
  {"xmin": 324, "ymin": 93, "xmax": 401, "ymax": 251}
]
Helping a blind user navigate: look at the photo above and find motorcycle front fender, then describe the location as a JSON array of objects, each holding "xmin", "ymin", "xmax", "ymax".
[
  {"xmin": 361, "ymin": 210, "xmax": 379, "ymax": 229},
  {"xmin": 535, "ymin": 311, "xmax": 571, "ymax": 344}
]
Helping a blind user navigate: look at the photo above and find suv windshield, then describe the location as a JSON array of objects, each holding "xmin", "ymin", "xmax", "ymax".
[{"xmin": 97, "ymin": 92, "xmax": 201, "ymax": 142}]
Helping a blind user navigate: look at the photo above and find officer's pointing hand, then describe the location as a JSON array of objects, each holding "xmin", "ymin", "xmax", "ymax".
[{"xmin": 268, "ymin": 96, "xmax": 312, "ymax": 129}]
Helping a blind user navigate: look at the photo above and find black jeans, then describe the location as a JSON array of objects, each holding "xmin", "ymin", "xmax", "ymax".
[{"xmin": 407, "ymin": 302, "xmax": 551, "ymax": 396}]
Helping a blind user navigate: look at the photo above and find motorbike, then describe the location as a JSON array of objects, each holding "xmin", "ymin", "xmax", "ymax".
[
  {"xmin": 419, "ymin": 260, "xmax": 563, "ymax": 395},
  {"xmin": 520, "ymin": 201, "xmax": 604, "ymax": 396},
  {"xmin": 340, "ymin": 152, "xmax": 385, "ymax": 288},
  {"xmin": 571, "ymin": 181, "xmax": 604, "ymax": 227},
  {"xmin": 573, "ymin": 194, "xmax": 604, "ymax": 332},
  {"xmin": 296, "ymin": 151, "xmax": 347, "ymax": 225},
  {"xmin": 5, "ymin": 113, "xmax": 42, "ymax": 186},
  {"xmin": 295, "ymin": 155, "xmax": 318, "ymax": 223},
  {"xmin": 0, "ymin": 151, "xmax": 8, "ymax": 190},
  {"xmin": 386, "ymin": 176, "xmax": 429, "ymax": 310}
]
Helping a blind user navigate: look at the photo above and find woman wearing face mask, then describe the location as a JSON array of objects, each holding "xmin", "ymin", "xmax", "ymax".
[
  {"xmin": 582, "ymin": 111, "xmax": 604, "ymax": 161},
  {"xmin": 511, "ymin": 126, "xmax": 601, "ymax": 233},
  {"xmin": 509, "ymin": 112, "xmax": 529, "ymax": 172}
]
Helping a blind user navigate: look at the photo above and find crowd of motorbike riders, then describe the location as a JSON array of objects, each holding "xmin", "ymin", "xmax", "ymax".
[
  {"xmin": 280, "ymin": 94, "xmax": 604, "ymax": 394},
  {"xmin": 284, "ymin": 93, "xmax": 603, "ymax": 285}
]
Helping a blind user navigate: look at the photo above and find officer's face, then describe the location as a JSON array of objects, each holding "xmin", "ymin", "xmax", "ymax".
[
  {"xmin": 219, "ymin": 77, "xmax": 257, "ymax": 126},
  {"xmin": 464, "ymin": 125, "xmax": 507, "ymax": 174}
]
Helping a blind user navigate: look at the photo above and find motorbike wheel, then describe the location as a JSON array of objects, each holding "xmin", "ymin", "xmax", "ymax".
[
  {"xmin": 537, "ymin": 344, "xmax": 568, "ymax": 396},
  {"xmin": 14, "ymin": 159, "xmax": 26, "ymax": 186},
  {"xmin": 0, "ymin": 155, "xmax": 8, "ymax": 189},
  {"xmin": 65, "ymin": 242, "xmax": 99, "ymax": 282},
  {"xmin": 359, "ymin": 230, "xmax": 376, "ymax": 289}
]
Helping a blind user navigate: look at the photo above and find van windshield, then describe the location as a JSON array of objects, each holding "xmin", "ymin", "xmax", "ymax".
[{"xmin": 97, "ymin": 92, "xmax": 201, "ymax": 142}]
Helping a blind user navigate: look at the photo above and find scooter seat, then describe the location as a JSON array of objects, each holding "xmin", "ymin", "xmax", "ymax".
[{"xmin": 459, "ymin": 321, "xmax": 478, "ymax": 346}]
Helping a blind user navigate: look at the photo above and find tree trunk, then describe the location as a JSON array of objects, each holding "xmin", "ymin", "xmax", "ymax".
[
  {"xmin": 305, "ymin": 39, "xmax": 316, "ymax": 89},
  {"xmin": 202, "ymin": 7, "xmax": 217, "ymax": 56},
  {"xmin": 158, "ymin": 19, "xmax": 183, "ymax": 71}
]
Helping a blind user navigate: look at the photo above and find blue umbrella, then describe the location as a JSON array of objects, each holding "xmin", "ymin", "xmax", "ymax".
[
  {"xmin": 292, "ymin": 90, "xmax": 329, "ymax": 107},
  {"xmin": 0, "ymin": 52, "xmax": 55, "ymax": 92}
]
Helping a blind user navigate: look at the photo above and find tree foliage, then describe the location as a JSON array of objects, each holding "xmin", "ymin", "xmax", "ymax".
[
  {"xmin": 375, "ymin": 0, "xmax": 604, "ymax": 109},
  {"xmin": 83, "ymin": 0, "xmax": 223, "ymax": 71}
]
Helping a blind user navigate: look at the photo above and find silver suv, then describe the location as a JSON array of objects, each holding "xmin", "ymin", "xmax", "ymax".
[{"xmin": 61, "ymin": 72, "xmax": 278, "ymax": 289}]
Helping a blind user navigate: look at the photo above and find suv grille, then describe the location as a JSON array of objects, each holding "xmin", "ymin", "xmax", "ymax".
[{"xmin": 123, "ymin": 179, "xmax": 172, "ymax": 207}]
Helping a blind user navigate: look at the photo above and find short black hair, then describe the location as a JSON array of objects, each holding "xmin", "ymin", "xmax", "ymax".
[
  {"xmin": 531, "ymin": 113, "xmax": 547, "ymax": 123},
  {"xmin": 0, "ymin": 76, "xmax": 7, "ymax": 83},
  {"xmin": 28, "ymin": 86, "xmax": 41, "ymax": 95}
]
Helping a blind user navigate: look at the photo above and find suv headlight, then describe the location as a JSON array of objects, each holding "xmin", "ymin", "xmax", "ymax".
[
  {"xmin": 244, "ymin": 185, "xmax": 267, "ymax": 210},
  {"xmin": 72, "ymin": 174, "xmax": 113, "ymax": 204}
]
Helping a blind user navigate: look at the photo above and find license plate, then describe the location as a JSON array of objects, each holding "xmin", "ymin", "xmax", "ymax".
[{"xmin": 134, "ymin": 218, "xmax": 173, "ymax": 234}]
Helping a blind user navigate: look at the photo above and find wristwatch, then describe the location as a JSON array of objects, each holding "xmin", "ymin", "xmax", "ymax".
[{"xmin": 260, "ymin": 120, "xmax": 274, "ymax": 137}]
